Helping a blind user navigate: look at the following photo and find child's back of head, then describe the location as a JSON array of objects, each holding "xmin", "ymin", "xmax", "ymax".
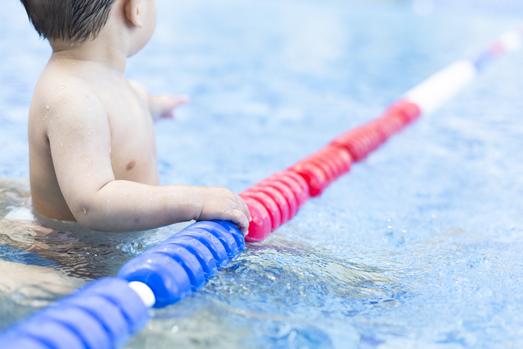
[
  {"xmin": 20, "ymin": 0, "xmax": 157, "ymax": 56},
  {"xmin": 21, "ymin": 0, "xmax": 116, "ymax": 43}
]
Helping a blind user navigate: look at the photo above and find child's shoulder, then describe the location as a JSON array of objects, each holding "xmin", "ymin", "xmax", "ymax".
[
  {"xmin": 31, "ymin": 66, "xmax": 105, "ymax": 125},
  {"xmin": 35, "ymin": 64, "xmax": 97, "ymax": 103}
]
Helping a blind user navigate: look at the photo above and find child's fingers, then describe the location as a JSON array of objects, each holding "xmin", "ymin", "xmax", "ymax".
[
  {"xmin": 162, "ymin": 95, "xmax": 189, "ymax": 110},
  {"xmin": 238, "ymin": 197, "xmax": 251, "ymax": 220},
  {"xmin": 230, "ymin": 193, "xmax": 250, "ymax": 220},
  {"xmin": 171, "ymin": 95, "xmax": 189, "ymax": 107},
  {"xmin": 154, "ymin": 95, "xmax": 190, "ymax": 119},
  {"xmin": 228, "ymin": 209, "xmax": 250, "ymax": 234}
]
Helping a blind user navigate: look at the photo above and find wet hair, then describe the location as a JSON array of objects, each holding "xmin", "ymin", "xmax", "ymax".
[{"xmin": 20, "ymin": 0, "xmax": 116, "ymax": 42}]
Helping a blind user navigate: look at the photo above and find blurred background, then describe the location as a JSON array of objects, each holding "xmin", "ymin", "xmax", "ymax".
[
  {"xmin": 1, "ymin": 1, "xmax": 523, "ymax": 349},
  {"xmin": 1, "ymin": 0, "xmax": 522, "ymax": 179}
]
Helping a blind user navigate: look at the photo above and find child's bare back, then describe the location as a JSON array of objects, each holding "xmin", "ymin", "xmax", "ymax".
[
  {"xmin": 23, "ymin": 0, "xmax": 250, "ymax": 233},
  {"xmin": 30, "ymin": 56, "xmax": 159, "ymax": 221}
]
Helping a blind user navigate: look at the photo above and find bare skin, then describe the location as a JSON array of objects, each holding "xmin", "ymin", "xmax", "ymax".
[{"xmin": 28, "ymin": 0, "xmax": 250, "ymax": 233}]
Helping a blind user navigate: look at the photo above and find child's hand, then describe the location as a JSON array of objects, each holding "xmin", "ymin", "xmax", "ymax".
[
  {"xmin": 128, "ymin": 80, "xmax": 188, "ymax": 120},
  {"xmin": 197, "ymin": 187, "xmax": 251, "ymax": 234},
  {"xmin": 151, "ymin": 95, "xmax": 189, "ymax": 120}
]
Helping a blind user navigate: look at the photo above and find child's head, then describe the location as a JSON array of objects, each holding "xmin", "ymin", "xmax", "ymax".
[{"xmin": 20, "ymin": 0, "xmax": 156, "ymax": 55}]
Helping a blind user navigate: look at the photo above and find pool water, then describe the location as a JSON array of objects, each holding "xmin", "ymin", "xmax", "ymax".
[{"xmin": 1, "ymin": 0, "xmax": 523, "ymax": 348}]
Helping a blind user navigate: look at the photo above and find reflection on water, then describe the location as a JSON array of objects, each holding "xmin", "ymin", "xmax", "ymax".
[
  {"xmin": 205, "ymin": 239, "xmax": 398, "ymax": 314},
  {"xmin": 0, "ymin": 180, "xmax": 395, "ymax": 348},
  {"xmin": 0, "ymin": 182, "xmax": 131, "ymax": 275},
  {"xmin": 0, "ymin": 180, "xmax": 145, "ymax": 301},
  {"xmin": 129, "ymin": 238, "xmax": 398, "ymax": 349},
  {"xmin": 2, "ymin": 0, "xmax": 523, "ymax": 348}
]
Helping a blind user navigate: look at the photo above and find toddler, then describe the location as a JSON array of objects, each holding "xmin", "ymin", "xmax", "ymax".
[{"xmin": 21, "ymin": 0, "xmax": 250, "ymax": 233}]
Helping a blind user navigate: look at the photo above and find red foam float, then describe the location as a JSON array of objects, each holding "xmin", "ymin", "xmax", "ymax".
[
  {"xmin": 306, "ymin": 157, "xmax": 337, "ymax": 182},
  {"xmin": 241, "ymin": 197, "xmax": 272, "ymax": 242},
  {"xmin": 393, "ymin": 100, "xmax": 422, "ymax": 124},
  {"xmin": 240, "ymin": 192, "xmax": 280, "ymax": 231},
  {"xmin": 272, "ymin": 172, "xmax": 310, "ymax": 206},
  {"xmin": 249, "ymin": 185, "xmax": 291, "ymax": 224},
  {"xmin": 326, "ymin": 146, "xmax": 353, "ymax": 173},
  {"xmin": 241, "ymin": 100, "xmax": 420, "ymax": 241},
  {"xmin": 318, "ymin": 150, "xmax": 344, "ymax": 177},
  {"xmin": 376, "ymin": 113, "xmax": 405, "ymax": 138},
  {"xmin": 331, "ymin": 124, "xmax": 385, "ymax": 162},
  {"xmin": 290, "ymin": 161, "xmax": 330, "ymax": 197},
  {"xmin": 315, "ymin": 147, "xmax": 352, "ymax": 178},
  {"xmin": 311, "ymin": 156, "xmax": 339, "ymax": 180},
  {"xmin": 373, "ymin": 100, "xmax": 422, "ymax": 139},
  {"xmin": 260, "ymin": 179, "xmax": 299, "ymax": 219}
]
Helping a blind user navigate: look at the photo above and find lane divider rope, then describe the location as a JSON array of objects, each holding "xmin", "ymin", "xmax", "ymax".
[{"xmin": 1, "ymin": 28, "xmax": 521, "ymax": 349}]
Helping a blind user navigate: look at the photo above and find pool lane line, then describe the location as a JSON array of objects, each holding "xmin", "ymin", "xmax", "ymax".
[
  {"xmin": 1, "ymin": 29, "xmax": 521, "ymax": 349},
  {"xmin": 244, "ymin": 28, "xmax": 522, "ymax": 241}
]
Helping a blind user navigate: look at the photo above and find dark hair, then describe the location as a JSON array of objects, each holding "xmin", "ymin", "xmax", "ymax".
[{"xmin": 20, "ymin": 0, "xmax": 116, "ymax": 42}]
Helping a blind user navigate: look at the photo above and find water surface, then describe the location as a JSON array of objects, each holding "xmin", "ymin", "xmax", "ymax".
[{"xmin": 1, "ymin": 1, "xmax": 523, "ymax": 348}]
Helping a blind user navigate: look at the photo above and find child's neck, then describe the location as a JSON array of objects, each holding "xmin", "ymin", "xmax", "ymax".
[{"xmin": 51, "ymin": 37, "xmax": 128, "ymax": 74}]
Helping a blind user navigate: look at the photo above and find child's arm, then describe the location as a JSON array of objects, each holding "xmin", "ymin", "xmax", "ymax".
[
  {"xmin": 45, "ymin": 90, "xmax": 249, "ymax": 233},
  {"xmin": 129, "ymin": 80, "xmax": 188, "ymax": 120}
]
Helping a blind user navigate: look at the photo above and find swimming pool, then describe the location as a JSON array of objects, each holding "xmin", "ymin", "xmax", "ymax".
[{"xmin": 2, "ymin": 0, "xmax": 523, "ymax": 348}]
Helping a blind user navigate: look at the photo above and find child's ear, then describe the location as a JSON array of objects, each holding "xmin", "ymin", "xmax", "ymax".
[{"xmin": 124, "ymin": 0, "xmax": 144, "ymax": 27}]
